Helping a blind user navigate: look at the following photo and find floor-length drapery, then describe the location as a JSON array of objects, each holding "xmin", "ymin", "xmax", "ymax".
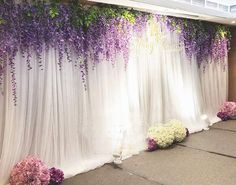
[
  {"xmin": 200, "ymin": 60, "xmax": 228, "ymax": 124},
  {"xmin": 0, "ymin": 22, "xmax": 228, "ymax": 184}
]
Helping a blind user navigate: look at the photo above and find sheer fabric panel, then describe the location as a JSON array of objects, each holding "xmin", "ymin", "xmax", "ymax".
[{"xmin": 0, "ymin": 24, "xmax": 227, "ymax": 184}]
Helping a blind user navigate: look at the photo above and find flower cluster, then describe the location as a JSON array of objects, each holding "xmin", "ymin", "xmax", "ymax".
[
  {"xmin": 161, "ymin": 16, "xmax": 231, "ymax": 65},
  {"xmin": 148, "ymin": 125, "xmax": 175, "ymax": 148},
  {"xmin": 166, "ymin": 119, "xmax": 187, "ymax": 142},
  {"xmin": 9, "ymin": 156, "xmax": 64, "ymax": 185},
  {"xmin": 217, "ymin": 112, "xmax": 229, "ymax": 121},
  {"xmin": 147, "ymin": 120, "xmax": 188, "ymax": 151},
  {"xmin": 147, "ymin": 138, "xmax": 158, "ymax": 151},
  {"xmin": 0, "ymin": 1, "xmax": 231, "ymax": 105},
  {"xmin": 9, "ymin": 156, "xmax": 50, "ymax": 185},
  {"xmin": 0, "ymin": 1, "xmax": 148, "ymax": 105},
  {"xmin": 49, "ymin": 167, "xmax": 64, "ymax": 185},
  {"xmin": 217, "ymin": 102, "xmax": 236, "ymax": 121}
]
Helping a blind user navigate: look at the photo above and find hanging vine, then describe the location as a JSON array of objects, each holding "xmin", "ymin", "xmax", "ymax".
[{"xmin": 0, "ymin": 0, "xmax": 231, "ymax": 105}]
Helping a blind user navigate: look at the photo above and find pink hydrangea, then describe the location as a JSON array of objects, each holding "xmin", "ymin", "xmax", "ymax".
[
  {"xmin": 9, "ymin": 156, "xmax": 50, "ymax": 185},
  {"xmin": 220, "ymin": 102, "xmax": 236, "ymax": 118}
]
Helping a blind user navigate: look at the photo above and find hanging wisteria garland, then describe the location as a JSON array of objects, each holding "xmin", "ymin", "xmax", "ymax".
[
  {"xmin": 159, "ymin": 16, "xmax": 231, "ymax": 65},
  {"xmin": 0, "ymin": 0, "xmax": 231, "ymax": 105}
]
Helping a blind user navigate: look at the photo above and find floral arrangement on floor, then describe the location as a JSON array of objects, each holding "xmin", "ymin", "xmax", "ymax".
[
  {"xmin": 148, "ymin": 125, "xmax": 175, "ymax": 149},
  {"xmin": 147, "ymin": 119, "xmax": 189, "ymax": 151},
  {"xmin": 217, "ymin": 102, "xmax": 236, "ymax": 121},
  {"xmin": 49, "ymin": 167, "xmax": 64, "ymax": 185},
  {"xmin": 9, "ymin": 156, "xmax": 64, "ymax": 185},
  {"xmin": 0, "ymin": 0, "xmax": 231, "ymax": 105},
  {"xmin": 166, "ymin": 119, "xmax": 188, "ymax": 142}
]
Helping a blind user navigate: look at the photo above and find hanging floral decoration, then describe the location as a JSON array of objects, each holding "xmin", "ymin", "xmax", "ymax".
[
  {"xmin": 0, "ymin": 0, "xmax": 231, "ymax": 105},
  {"xmin": 158, "ymin": 16, "xmax": 231, "ymax": 65}
]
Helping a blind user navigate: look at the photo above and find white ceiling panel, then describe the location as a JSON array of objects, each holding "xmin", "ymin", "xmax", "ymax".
[
  {"xmin": 88, "ymin": 0, "xmax": 236, "ymax": 25},
  {"xmin": 210, "ymin": 0, "xmax": 236, "ymax": 5}
]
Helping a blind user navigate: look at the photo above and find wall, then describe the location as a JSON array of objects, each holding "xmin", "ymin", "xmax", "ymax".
[{"xmin": 228, "ymin": 27, "xmax": 236, "ymax": 101}]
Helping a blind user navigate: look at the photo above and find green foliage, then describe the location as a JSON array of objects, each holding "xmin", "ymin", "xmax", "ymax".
[
  {"xmin": 83, "ymin": 6, "xmax": 100, "ymax": 28},
  {"xmin": 102, "ymin": 7, "xmax": 117, "ymax": 18},
  {"xmin": 3, "ymin": 0, "xmax": 230, "ymax": 40},
  {"xmin": 216, "ymin": 25, "xmax": 231, "ymax": 38},
  {"xmin": 68, "ymin": 3, "xmax": 140, "ymax": 30},
  {"xmin": 49, "ymin": 0, "xmax": 60, "ymax": 19},
  {"xmin": 120, "ymin": 9, "xmax": 136, "ymax": 24},
  {"xmin": 6, "ymin": 0, "xmax": 146, "ymax": 29},
  {"xmin": 51, "ymin": 0, "xmax": 60, "ymax": 3},
  {"xmin": 49, "ymin": 6, "xmax": 59, "ymax": 18},
  {"xmin": 0, "ymin": 17, "xmax": 5, "ymax": 25},
  {"xmin": 70, "ymin": 2, "xmax": 84, "ymax": 28},
  {"xmin": 0, "ymin": 17, "xmax": 6, "ymax": 26}
]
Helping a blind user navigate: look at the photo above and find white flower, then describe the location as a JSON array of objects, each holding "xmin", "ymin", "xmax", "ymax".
[
  {"xmin": 147, "ymin": 119, "xmax": 187, "ymax": 149},
  {"xmin": 147, "ymin": 125, "xmax": 174, "ymax": 148},
  {"xmin": 166, "ymin": 119, "xmax": 186, "ymax": 142}
]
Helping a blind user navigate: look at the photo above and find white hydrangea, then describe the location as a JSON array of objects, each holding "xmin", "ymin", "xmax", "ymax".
[
  {"xmin": 147, "ymin": 125, "xmax": 160, "ymax": 139},
  {"xmin": 147, "ymin": 125, "xmax": 174, "ymax": 148},
  {"xmin": 166, "ymin": 119, "xmax": 187, "ymax": 142}
]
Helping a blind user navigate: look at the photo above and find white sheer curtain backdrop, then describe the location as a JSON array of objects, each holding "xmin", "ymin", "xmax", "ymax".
[
  {"xmin": 0, "ymin": 22, "xmax": 228, "ymax": 184},
  {"xmin": 131, "ymin": 22, "xmax": 209, "ymax": 132},
  {"xmin": 200, "ymin": 59, "xmax": 228, "ymax": 124}
]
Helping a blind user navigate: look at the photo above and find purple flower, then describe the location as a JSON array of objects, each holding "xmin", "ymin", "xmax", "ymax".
[
  {"xmin": 219, "ymin": 102, "xmax": 236, "ymax": 117},
  {"xmin": 147, "ymin": 138, "xmax": 158, "ymax": 151},
  {"xmin": 217, "ymin": 112, "xmax": 229, "ymax": 121},
  {"xmin": 0, "ymin": 1, "xmax": 231, "ymax": 105},
  {"xmin": 49, "ymin": 167, "xmax": 64, "ymax": 185},
  {"xmin": 162, "ymin": 16, "xmax": 230, "ymax": 67}
]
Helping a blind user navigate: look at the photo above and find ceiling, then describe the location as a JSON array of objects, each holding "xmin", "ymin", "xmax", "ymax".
[
  {"xmin": 87, "ymin": 0, "xmax": 236, "ymax": 25},
  {"xmin": 214, "ymin": 0, "xmax": 236, "ymax": 5}
]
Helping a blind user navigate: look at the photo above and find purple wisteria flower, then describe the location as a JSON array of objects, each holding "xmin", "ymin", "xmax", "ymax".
[
  {"xmin": 161, "ymin": 16, "xmax": 230, "ymax": 66},
  {"xmin": 49, "ymin": 167, "xmax": 64, "ymax": 185},
  {"xmin": 0, "ymin": 1, "xmax": 231, "ymax": 104}
]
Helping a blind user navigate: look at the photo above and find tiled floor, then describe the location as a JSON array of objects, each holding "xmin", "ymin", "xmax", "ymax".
[{"xmin": 63, "ymin": 121, "xmax": 236, "ymax": 185}]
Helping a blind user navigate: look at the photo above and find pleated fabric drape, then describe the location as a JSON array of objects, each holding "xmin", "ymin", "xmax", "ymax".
[{"xmin": 0, "ymin": 22, "xmax": 228, "ymax": 184}]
